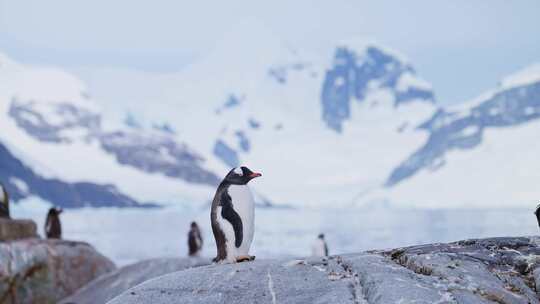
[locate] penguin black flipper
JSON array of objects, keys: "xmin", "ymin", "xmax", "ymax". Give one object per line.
[
  {"xmin": 220, "ymin": 191, "xmax": 243, "ymax": 248},
  {"xmin": 324, "ymin": 243, "xmax": 329, "ymax": 256},
  {"xmin": 535, "ymin": 204, "xmax": 540, "ymax": 228}
]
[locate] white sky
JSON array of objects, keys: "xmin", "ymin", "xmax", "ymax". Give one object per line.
[{"xmin": 0, "ymin": 0, "xmax": 539, "ymax": 104}]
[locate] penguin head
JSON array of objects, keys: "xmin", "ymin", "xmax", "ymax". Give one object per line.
[
  {"xmin": 48, "ymin": 207, "xmax": 63, "ymax": 216},
  {"xmin": 224, "ymin": 166, "xmax": 262, "ymax": 185},
  {"xmin": 318, "ymin": 233, "xmax": 325, "ymax": 239}
]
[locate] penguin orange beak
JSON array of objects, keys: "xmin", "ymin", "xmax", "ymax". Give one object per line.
[{"xmin": 249, "ymin": 172, "xmax": 262, "ymax": 178}]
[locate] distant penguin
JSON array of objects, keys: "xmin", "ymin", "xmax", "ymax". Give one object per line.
[
  {"xmin": 211, "ymin": 166, "xmax": 261, "ymax": 263},
  {"xmin": 0, "ymin": 183, "xmax": 9, "ymax": 219},
  {"xmin": 535, "ymin": 204, "xmax": 540, "ymax": 229},
  {"xmin": 312, "ymin": 233, "xmax": 329, "ymax": 257},
  {"xmin": 45, "ymin": 207, "xmax": 63, "ymax": 239},
  {"xmin": 188, "ymin": 221, "xmax": 203, "ymax": 257}
]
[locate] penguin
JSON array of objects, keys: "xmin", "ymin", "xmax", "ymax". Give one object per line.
[
  {"xmin": 0, "ymin": 183, "xmax": 9, "ymax": 219},
  {"xmin": 211, "ymin": 166, "xmax": 261, "ymax": 263},
  {"xmin": 312, "ymin": 233, "xmax": 329, "ymax": 257},
  {"xmin": 45, "ymin": 207, "xmax": 63, "ymax": 239},
  {"xmin": 535, "ymin": 204, "xmax": 540, "ymax": 229},
  {"xmin": 188, "ymin": 221, "xmax": 203, "ymax": 257}
]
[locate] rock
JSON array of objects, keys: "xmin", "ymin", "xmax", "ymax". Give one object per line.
[
  {"xmin": 0, "ymin": 238, "xmax": 115, "ymax": 304},
  {"xmin": 108, "ymin": 237, "xmax": 540, "ymax": 304},
  {"xmin": 60, "ymin": 257, "xmax": 211, "ymax": 304},
  {"xmin": 0, "ymin": 218, "xmax": 37, "ymax": 241}
]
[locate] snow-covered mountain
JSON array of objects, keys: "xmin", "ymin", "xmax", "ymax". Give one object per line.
[
  {"xmin": 1, "ymin": 31, "xmax": 539, "ymax": 209},
  {"xmin": 0, "ymin": 52, "xmax": 218, "ymax": 208},
  {"xmin": 372, "ymin": 64, "xmax": 540, "ymax": 208}
]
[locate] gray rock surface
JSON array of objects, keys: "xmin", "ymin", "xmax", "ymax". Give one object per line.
[
  {"xmin": 0, "ymin": 218, "xmax": 37, "ymax": 241},
  {"xmin": 108, "ymin": 237, "xmax": 540, "ymax": 304},
  {"xmin": 60, "ymin": 257, "xmax": 210, "ymax": 304},
  {"xmin": 0, "ymin": 238, "xmax": 115, "ymax": 304}
]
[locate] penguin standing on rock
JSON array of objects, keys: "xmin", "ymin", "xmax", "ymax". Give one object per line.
[
  {"xmin": 211, "ymin": 166, "xmax": 261, "ymax": 263},
  {"xmin": 312, "ymin": 233, "xmax": 329, "ymax": 257},
  {"xmin": 0, "ymin": 183, "xmax": 10, "ymax": 219},
  {"xmin": 45, "ymin": 207, "xmax": 63, "ymax": 239},
  {"xmin": 188, "ymin": 221, "xmax": 203, "ymax": 257}
]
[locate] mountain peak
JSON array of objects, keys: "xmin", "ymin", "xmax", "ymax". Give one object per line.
[
  {"xmin": 321, "ymin": 41, "xmax": 435, "ymax": 132},
  {"xmin": 335, "ymin": 38, "xmax": 410, "ymax": 65}
]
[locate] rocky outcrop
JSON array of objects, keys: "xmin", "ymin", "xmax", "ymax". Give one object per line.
[
  {"xmin": 108, "ymin": 237, "xmax": 540, "ymax": 304},
  {"xmin": 0, "ymin": 219, "xmax": 37, "ymax": 241},
  {"xmin": 0, "ymin": 238, "xmax": 115, "ymax": 304},
  {"xmin": 60, "ymin": 257, "xmax": 210, "ymax": 304}
]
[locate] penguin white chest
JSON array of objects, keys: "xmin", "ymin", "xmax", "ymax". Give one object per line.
[
  {"xmin": 228, "ymin": 185, "xmax": 255, "ymax": 254},
  {"xmin": 312, "ymin": 239, "xmax": 327, "ymax": 257},
  {"xmin": 0, "ymin": 186, "xmax": 5, "ymax": 203}
]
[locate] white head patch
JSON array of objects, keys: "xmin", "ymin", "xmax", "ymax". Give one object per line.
[{"xmin": 233, "ymin": 167, "xmax": 243, "ymax": 175}]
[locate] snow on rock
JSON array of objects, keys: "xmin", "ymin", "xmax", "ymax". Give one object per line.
[
  {"xmin": 9, "ymin": 98, "xmax": 101, "ymax": 143},
  {"xmin": 0, "ymin": 238, "xmax": 115, "ymax": 304},
  {"xmin": 500, "ymin": 63, "xmax": 540, "ymax": 90},
  {"xmin": 107, "ymin": 237, "xmax": 540, "ymax": 304},
  {"xmin": 396, "ymin": 72, "xmax": 433, "ymax": 92}
]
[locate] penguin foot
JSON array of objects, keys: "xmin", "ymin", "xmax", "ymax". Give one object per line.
[{"xmin": 236, "ymin": 255, "xmax": 256, "ymax": 263}]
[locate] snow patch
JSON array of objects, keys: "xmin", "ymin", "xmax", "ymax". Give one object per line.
[
  {"xmin": 9, "ymin": 177, "xmax": 29, "ymax": 195},
  {"xmin": 396, "ymin": 73, "xmax": 432, "ymax": 92},
  {"xmin": 500, "ymin": 63, "xmax": 540, "ymax": 90},
  {"xmin": 461, "ymin": 125, "xmax": 479, "ymax": 137}
]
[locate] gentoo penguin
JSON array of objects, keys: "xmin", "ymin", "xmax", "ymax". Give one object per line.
[
  {"xmin": 535, "ymin": 204, "xmax": 540, "ymax": 229},
  {"xmin": 312, "ymin": 233, "xmax": 329, "ymax": 257},
  {"xmin": 45, "ymin": 207, "xmax": 63, "ymax": 239},
  {"xmin": 0, "ymin": 183, "xmax": 9, "ymax": 219},
  {"xmin": 188, "ymin": 221, "xmax": 203, "ymax": 257},
  {"xmin": 211, "ymin": 166, "xmax": 261, "ymax": 263}
]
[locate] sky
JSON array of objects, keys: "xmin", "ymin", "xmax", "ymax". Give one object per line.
[{"xmin": 0, "ymin": 0, "xmax": 539, "ymax": 104}]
